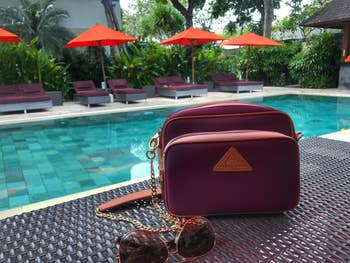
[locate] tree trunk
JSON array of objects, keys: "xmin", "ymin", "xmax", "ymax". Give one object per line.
[
  {"xmin": 263, "ymin": 0, "xmax": 273, "ymax": 38},
  {"xmin": 256, "ymin": 0, "xmax": 265, "ymax": 31},
  {"xmin": 170, "ymin": 0, "xmax": 195, "ymax": 77},
  {"xmin": 101, "ymin": 0, "xmax": 119, "ymax": 56},
  {"xmin": 170, "ymin": 0, "xmax": 194, "ymax": 28},
  {"xmin": 100, "ymin": 0, "xmax": 130, "ymax": 56}
]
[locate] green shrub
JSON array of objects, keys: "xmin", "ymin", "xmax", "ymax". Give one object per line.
[
  {"xmin": 0, "ymin": 40, "xmax": 70, "ymax": 97},
  {"xmin": 109, "ymin": 41, "xmax": 234, "ymax": 86},
  {"xmin": 109, "ymin": 42, "xmax": 185, "ymax": 87},
  {"xmin": 233, "ymin": 41, "xmax": 302, "ymax": 85},
  {"xmin": 62, "ymin": 47, "xmax": 105, "ymax": 89},
  {"xmin": 289, "ymin": 32, "xmax": 341, "ymax": 89},
  {"xmin": 195, "ymin": 44, "xmax": 234, "ymax": 83}
]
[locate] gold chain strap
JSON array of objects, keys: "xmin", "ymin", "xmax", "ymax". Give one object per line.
[
  {"xmin": 147, "ymin": 133, "xmax": 182, "ymax": 226},
  {"xmin": 95, "ymin": 207, "xmax": 178, "ymax": 233},
  {"xmin": 96, "ymin": 132, "xmax": 183, "ymax": 233}
]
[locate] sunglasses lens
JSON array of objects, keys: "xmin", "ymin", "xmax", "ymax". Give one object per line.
[
  {"xmin": 177, "ymin": 216, "xmax": 216, "ymax": 258},
  {"xmin": 118, "ymin": 230, "xmax": 168, "ymax": 263}
]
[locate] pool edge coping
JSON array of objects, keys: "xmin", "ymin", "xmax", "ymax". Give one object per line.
[{"xmin": 0, "ymin": 177, "xmax": 148, "ymax": 220}]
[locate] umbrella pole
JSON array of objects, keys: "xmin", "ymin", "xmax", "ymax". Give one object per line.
[
  {"xmin": 99, "ymin": 46, "xmax": 107, "ymax": 88},
  {"xmin": 246, "ymin": 46, "xmax": 251, "ymax": 81},
  {"xmin": 191, "ymin": 44, "xmax": 195, "ymax": 84}
]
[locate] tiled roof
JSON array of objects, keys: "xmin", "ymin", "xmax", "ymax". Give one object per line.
[{"xmin": 302, "ymin": 0, "xmax": 350, "ymax": 28}]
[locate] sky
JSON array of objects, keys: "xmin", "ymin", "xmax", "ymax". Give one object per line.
[{"xmin": 120, "ymin": 0, "xmax": 313, "ymax": 32}]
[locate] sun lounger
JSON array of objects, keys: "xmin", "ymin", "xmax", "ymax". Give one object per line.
[
  {"xmin": 153, "ymin": 76, "xmax": 208, "ymax": 99},
  {"xmin": 210, "ymin": 73, "xmax": 263, "ymax": 93},
  {"xmin": 72, "ymin": 80, "xmax": 110, "ymax": 107},
  {"xmin": 107, "ymin": 79, "xmax": 147, "ymax": 104},
  {"xmin": 0, "ymin": 83, "xmax": 52, "ymax": 114}
]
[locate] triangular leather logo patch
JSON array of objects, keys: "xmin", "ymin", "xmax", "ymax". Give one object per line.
[{"xmin": 213, "ymin": 147, "xmax": 253, "ymax": 172}]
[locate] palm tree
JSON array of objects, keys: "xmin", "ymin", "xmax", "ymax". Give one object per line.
[
  {"xmin": 140, "ymin": 3, "xmax": 184, "ymax": 40},
  {"xmin": 0, "ymin": 0, "xmax": 72, "ymax": 58}
]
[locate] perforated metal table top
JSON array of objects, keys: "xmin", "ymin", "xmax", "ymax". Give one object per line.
[{"xmin": 1, "ymin": 137, "xmax": 350, "ymax": 262}]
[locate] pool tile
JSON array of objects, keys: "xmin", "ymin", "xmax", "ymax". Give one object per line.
[
  {"xmin": 7, "ymin": 187, "xmax": 28, "ymax": 197},
  {"xmin": 4, "ymin": 160, "xmax": 21, "ymax": 167},
  {"xmin": 1, "ymin": 145, "xmax": 16, "ymax": 152},
  {"xmin": 8, "ymin": 195, "xmax": 30, "ymax": 208},
  {"xmin": 78, "ymin": 179, "xmax": 96, "ymax": 188},
  {"xmin": 41, "ymin": 172, "xmax": 58, "ymax": 179},
  {"xmin": 93, "ymin": 176, "xmax": 112, "ymax": 186},
  {"xmin": 5, "ymin": 171, "xmax": 24, "ymax": 183},
  {"xmin": 0, "ymin": 189, "xmax": 8, "ymax": 199},
  {"xmin": 46, "ymin": 190, "xmax": 67, "ymax": 199},
  {"xmin": 22, "ymin": 169, "xmax": 40, "ymax": 177},
  {"xmin": 43, "ymin": 178, "xmax": 64, "ymax": 191},
  {"xmin": 108, "ymin": 173, "xmax": 131, "ymax": 184},
  {"xmin": 59, "ymin": 136, "xmax": 72, "ymax": 142},
  {"xmin": 28, "ymin": 185, "xmax": 47, "ymax": 195},
  {"xmin": 63, "ymin": 184, "xmax": 81, "ymax": 194},
  {"xmin": 6, "ymin": 181, "xmax": 26, "ymax": 189},
  {"xmin": 3, "ymin": 153, "xmax": 19, "ymax": 160},
  {"xmin": 0, "ymin": 198, "xmax": 9, "ymax": 210},
  {"xmin": 38, "ymin": 165, "xmax": 54, "ymax": 174},
  {"xmin": 30, "ymin": 194, "xmax": 50, "ymax": 203},
  {"xmin": 28, "ymin": 143, "xmax": 42, "ymax": 150},
  {"xmin": 46, "ymin": 150, "xmax": 59, "ymax": 155}
]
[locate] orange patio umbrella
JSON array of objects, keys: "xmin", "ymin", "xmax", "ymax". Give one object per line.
[
  {"xmin": 65, "ymin": 23, "xmax": 137, "ymax": 87},
  {"xmin": 221, "ymin": 32, "xmax": 283, "ymax": 80},
  {"xmin": 0, "ymin": 28, "xmax": 21, "ymax": 42},
  {"xmin": 160, "ymin": 27, "xmax": 227, "ymax": 83}
]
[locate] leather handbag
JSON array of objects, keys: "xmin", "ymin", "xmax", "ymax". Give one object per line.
[{"xmin": 99, "ymin": 101, "xmax": 301, "ymax": 217}]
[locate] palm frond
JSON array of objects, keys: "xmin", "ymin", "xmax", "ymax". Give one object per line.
[{"xmin": 1, "ymin": 0, "xmax": 71, "ymax": 57}]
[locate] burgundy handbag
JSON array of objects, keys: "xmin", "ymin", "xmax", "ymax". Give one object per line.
[{"xmin": 99, "ymin": 102, "xmax": 301, "ymax": 216}]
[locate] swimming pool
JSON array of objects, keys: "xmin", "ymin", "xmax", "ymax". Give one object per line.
[{"xmin": 1, "ymin": 94, "xmax": 350, "ymax": 210}]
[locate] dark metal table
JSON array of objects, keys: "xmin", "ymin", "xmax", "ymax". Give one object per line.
[{"xmin": 1, "ymin": 137, "xmax": 350, "ymax": 262}]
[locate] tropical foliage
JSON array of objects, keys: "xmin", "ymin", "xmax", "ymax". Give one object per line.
[
  {"xmin": 0, "ymin": 0, "xmax": 72, "ymax": 58},
  {"xmin": 140, "ymin": 3, "xmax": 184, "ymax": 40},
  {"xmin": 167, "ymin": 0, "xmax": 206, "ymax": 28},
  {"xmin": 274, "ymin": 0, "xmax": 331, "ymax": 40},
  {"xmin": 122, "ymin": 0, "xmax": 153, "ymax": 37},
  {"xmin": 289, "ymin": 32, "xmax": 340, "ymax": 89},
  {"xmin": 233, "ymin": 41, "xmax": 302, "ymax": 86},
  {"xmin": 210, "ymin": 0, "xmax": 280, "ymax": 36},
  {"xmin": 109, "ymin": 42, "xmax": 233, "ymax": 87},
  {"xmin": 0, "ymin": 40, "xmax": 70, "ymax": 96},
  {"xmin": 62, "ymin": 48, "xmax": 106, "ymax": 89},
  {"xmin": 122, "ymin": 0, "xmax": 207, "ymax": 39},
  {"xmin": 0, "ymin": 0, "xmax": 343, "ymax": 93}
]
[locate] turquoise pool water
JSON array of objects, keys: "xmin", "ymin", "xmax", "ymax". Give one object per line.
[{"xmin": 1, "ymin": 94, "xmax": 350, "ymax": 210}]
